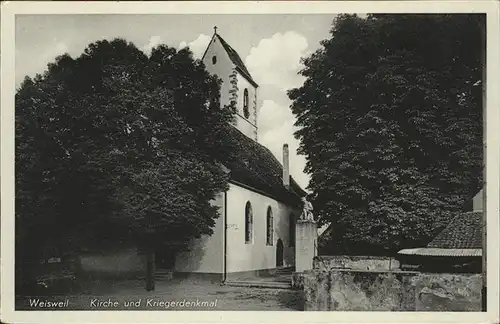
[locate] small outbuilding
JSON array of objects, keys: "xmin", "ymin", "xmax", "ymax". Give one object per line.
[{"xmin": 397, "ymin": 190, "xmax": 483, "ymax": 273}]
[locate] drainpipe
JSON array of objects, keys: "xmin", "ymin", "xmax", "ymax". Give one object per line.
[{"xmin": 222, "ymin": 191, "xmax": 228, "ymax": 284}]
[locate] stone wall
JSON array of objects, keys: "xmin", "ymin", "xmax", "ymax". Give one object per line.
[
  {"xmin": 313, "ymin": 255, "xmax": 400, "ymax": 271},
  {"xmin": 76, "ymin": 247, "xmax": 146, "ymax": 279},
  {"xmin": 413, "ymin": 273, "xmax": 482, "ymax": 311},
  {"xmin": 303, "ymin": 268, "xmax": 482, "ymax": 311}
]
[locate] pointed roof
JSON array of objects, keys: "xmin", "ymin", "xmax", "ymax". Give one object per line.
[{"xmin": 202, "ymin": 31, "xmax": 258, "ymax": 88}]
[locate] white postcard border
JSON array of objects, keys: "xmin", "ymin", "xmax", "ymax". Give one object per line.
[{"xmin": 2, "ymin": 1, "xmax": 499, "ymax": 323}]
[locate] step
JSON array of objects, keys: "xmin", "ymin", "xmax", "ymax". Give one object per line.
[
  {"xmin": 224, "ymin": 280, "xmax": 292, "ymax": 290},
  {"xmin": 276, "ymin": 271, "xmax": 293, "ymax": 276},
  {"xmin": 276, "ymin": 267, "xmax": 294, "ymax": 274},
  {"xmin": 155, "ymin": 270, "xmax": 173, "ymax": 280},
  {"xmin": 155, "ymin": 276, "xmax": 173, "ymax": 280}
]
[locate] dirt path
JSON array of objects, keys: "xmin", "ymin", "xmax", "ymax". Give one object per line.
[{"xmin": 16, "ymin": 278, "xmax": 304, "ymax": 311}]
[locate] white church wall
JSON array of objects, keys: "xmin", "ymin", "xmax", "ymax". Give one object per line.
[
  {"xmin": 234, "ymin": 73, "xmax": 258, "ymax": 140},
  {"xmin": 225, "ymin": 183, "xmax": 297, "ymax": 273},
  {"xmin": 174, "ymin": 193, "xmax": 224, "ymax": 274}
]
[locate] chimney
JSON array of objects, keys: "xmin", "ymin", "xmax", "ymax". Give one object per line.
[{"xmin": 283, "ymin": 144, "xmax": 290, "ymax": 188}]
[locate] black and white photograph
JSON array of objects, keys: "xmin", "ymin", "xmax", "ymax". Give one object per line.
[{"xmin": 1, "ymin": 1, "xmax": 499, "ymax": 323}]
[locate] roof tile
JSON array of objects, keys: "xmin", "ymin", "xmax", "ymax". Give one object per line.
[
  {"xmin": 427, "ymin": 211, "xmax": 483, "ymax": 249},
  {"xmin": 226, "ymin": 126, "xmax": 306, "ymax": 206}
]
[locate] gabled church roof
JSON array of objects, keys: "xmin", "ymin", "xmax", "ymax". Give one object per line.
[
  {"xmin": 226, "ymin": 126, "xmax": 306, "ymax": 206},
  {"xmin": 202, "ymin": 32, "xmax": 258, "ymax": 88}
]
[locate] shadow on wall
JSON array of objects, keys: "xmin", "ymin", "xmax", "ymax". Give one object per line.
[
  {"xmin": 174, "ymin": 236, "xmax": 209, "ymax": 273},
  {"xmin": 284, "ymin": 242, "xmax": 295, "ymax": 268}
]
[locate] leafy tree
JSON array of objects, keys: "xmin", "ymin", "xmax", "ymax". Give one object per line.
[
  {"xmin": 16, "ymin": 39, "xmax": 237, "ymax": 284},
  {"xmin": 289, "ymin": 14, "xmax": 483, "ymax": 254}
]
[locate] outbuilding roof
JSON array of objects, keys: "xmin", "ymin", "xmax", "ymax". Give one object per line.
[
  {"xmin": 397, "ymin": 248, "xmax": 481, "ymax": 257},
  {"xmin": 398, "ymin": 211, "xmax": 483, "ymax": 258},
  {"xmin": 427, "ymin": 211, "xmax": 482, "ymax": 249}
]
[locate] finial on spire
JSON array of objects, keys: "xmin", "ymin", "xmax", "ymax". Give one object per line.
[{"xmin": 213, "ymin": 26, "xmax": 218, "ymax": 34}]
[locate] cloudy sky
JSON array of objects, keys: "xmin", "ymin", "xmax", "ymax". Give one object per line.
[{"xmin": 16, "ymin": 14, "xmax": 337, "ymax": 190}]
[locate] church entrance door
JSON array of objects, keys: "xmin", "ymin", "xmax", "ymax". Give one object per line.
[{"xmin": 276, "ymin": 239, "xmax": 284, "ymax": 267}]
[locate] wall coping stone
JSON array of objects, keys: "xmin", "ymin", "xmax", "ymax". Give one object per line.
[
  {"xmin": 314, "ymin": 268, "xmax": 421, "ymax": 276},
  {"xmin": 315, "ymin": 255, "xmax": 395, "ymax": 261}
]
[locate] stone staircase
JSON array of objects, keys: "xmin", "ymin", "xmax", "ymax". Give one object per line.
[
  {"xmin": 276, "ymin": 266, "xmax": 294, "ymax": 276},
  {"xmin": 224, "ymin": 267, "xmax": 294, "ymax": 290},
  {"xmin": 155, "ymin": 269, "xmax": 173, "ymax": 281}
]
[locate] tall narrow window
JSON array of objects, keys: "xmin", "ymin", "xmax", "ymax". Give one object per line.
[
  {"xmin": 243, "ymin": 88, "xmax": 249, "ymax": 119},
  {"xmin": 245, "ymin": 201, "xmax": 253, "ymax": 243},
  {"xmin": 289, "ymin": 213, "xmax": 295, "ymax": 247},
  {"xmin": 266, "ymin": 206, "xmax": 273, "ymax": 246}
]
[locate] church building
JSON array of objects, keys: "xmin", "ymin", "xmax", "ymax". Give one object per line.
[{"xmin": 174, "ymin": 29, "xmax": 307, "ymax": 280}]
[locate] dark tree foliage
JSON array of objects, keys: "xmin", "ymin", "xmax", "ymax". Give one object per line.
[
  {"xmin": 288, "ymin": 14, "xmax": 484, "ymax": 254},
  {"xmin": 16, "ymin": 39, "xmax": 237, "ymax": 273}
]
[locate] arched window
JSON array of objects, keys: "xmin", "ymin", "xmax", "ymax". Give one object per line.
[
  {"xmin": 245, "ymin": 201, "xmax": 253, "ymax": 243},
  {"xmin": 266, "ymin": 206, "xmax": 273, "ymax": 246},
  {"xmin": 289, "ymin": 213, "xmax": 295, "ymax": 247},
  {"xmin": 243, "ymin": 88, "xmax": 249, "ymax": 119},
  {"xmin": 212, "ymin": 55, "xmax": 217, "ymax": 64}
]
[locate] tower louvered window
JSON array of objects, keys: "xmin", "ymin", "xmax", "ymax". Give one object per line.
[{"xmin": 243, "ymin": 88, "xmax": 249, "ymax": 119}]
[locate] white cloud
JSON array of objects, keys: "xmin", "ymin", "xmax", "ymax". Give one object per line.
[
  {"xmin": 258, "ymin": 100, "xmax": 309, "ymax": 191},
  {"xmin": 142, "ymin": 35, "xmax": 162, "ymax": 55},
  {"xmin": 258, "ymin": 99, "xmax": 294, "ymax": 135},
  {"xmin": 245, "ymin": 31, "xmax": 309, "ymax": 91},
  {"xmin": 178, "ymin": 34, "xmax": 211, "ymax": 59},
  {"xmin": 247, "ymin": 31, "xmax": 311, "ymax": 190}
]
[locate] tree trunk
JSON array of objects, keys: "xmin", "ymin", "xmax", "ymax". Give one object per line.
[{"xmin": 145, "ymin": 246, "xmax": 155, "ymax": 291}]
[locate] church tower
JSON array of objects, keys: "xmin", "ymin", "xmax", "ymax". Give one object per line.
[{"xmin": 201, "ymin": 27, "xmax": 259, "ymax": 141}]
